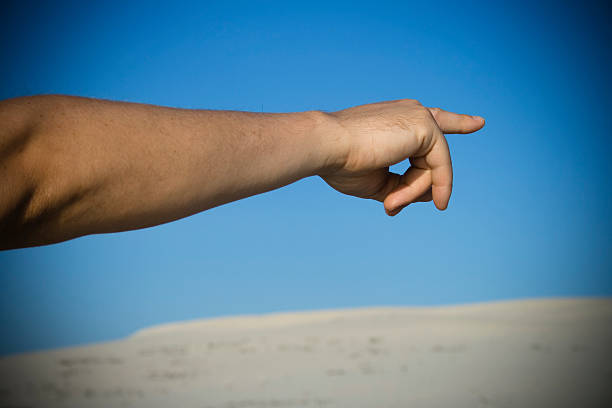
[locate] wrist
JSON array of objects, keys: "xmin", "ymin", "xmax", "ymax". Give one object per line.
[{"xmin": 306, "ymin": 110, "xmax": 348, "ymax": 176}]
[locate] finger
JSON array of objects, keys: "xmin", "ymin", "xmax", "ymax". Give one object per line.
[
  {"xmin": 428, "ymin": 107, "xmax": 485, "ymax": 134},
  {"xmin": 425, "ymin": 132, "xmax": 453, "ymax": 210},
  {"xmin": 366, "ymin": 170, "xmax": 402, "ymax": 202},
  {"xmin": 383, "ymin": 167, "xmax": 432, "ymax": 215},
  {"xmin": 414, "ymin": 188, "xmax": 433, "ymax": 203}
]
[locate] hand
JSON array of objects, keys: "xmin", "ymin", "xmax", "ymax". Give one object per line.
[{"xmin": 319, "ymin": 99, "xmax": 485, "ymax": 215}]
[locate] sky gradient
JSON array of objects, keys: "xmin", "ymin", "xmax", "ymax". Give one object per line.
[{"xmin": 1, "ymin": 0, "xmax": 611, "ymax": 355}]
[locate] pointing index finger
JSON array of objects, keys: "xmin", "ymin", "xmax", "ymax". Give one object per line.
[{"xmin": 428, "ymin": 107, "xmax": 485, "ymax": 134}]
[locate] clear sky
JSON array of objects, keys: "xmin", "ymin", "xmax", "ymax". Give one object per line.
[{"xmin": 1, "ymin": 1, "xmax": 611, "ymax": 355}]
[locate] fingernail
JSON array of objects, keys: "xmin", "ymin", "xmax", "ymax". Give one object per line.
[{"xmin": 472, "ymin": 115, "xmax": 484, "ymax": 121}]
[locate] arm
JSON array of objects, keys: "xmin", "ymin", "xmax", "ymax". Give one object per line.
[{"xmin": 0, "ymin": 95, "xmax": 484, "ymax": 249}]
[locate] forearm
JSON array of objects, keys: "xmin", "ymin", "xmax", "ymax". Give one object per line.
[{"xmin": 0, "ymin": 95, "xmax": 337, "ymax": 249}]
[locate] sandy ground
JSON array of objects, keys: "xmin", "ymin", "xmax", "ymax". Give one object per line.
[{"xmin": 0, "ymin": 298, "xmax": 611, "ymax": 408}]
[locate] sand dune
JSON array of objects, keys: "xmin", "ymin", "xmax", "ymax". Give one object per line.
[{"xmin": 1, "ymin": 298, "xmax": 611, "ymax": 407}]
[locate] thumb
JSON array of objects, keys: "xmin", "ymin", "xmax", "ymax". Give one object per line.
[
  {"xmin": 383, "ymin": 167, "xmax": 432, "ymax": 214},
  {"xmin": 428, "ymin": 107, "xmax": 485, "ymax": 134}
]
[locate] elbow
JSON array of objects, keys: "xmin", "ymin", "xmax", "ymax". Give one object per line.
[
  {"xmin": 0, "ymin": 96, "xmax": 59, "ymax": 249},
  {"xmin": 0, "ymin": 139, "xmax": 48, "ymax": 250},
  {"xmin": 0, "ymin": 154, "xmax": 67, "ymax": 250},
  {"xmin": 0, "ymin": 188, "xmax": 37, "ymax": 251}
]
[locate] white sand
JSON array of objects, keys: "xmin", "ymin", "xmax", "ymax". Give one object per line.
[{"xmin": 1, "ymin": 298, "xmax": 611, "ymax": 407}]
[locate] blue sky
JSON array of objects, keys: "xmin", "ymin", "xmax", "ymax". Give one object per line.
[{"xmin": 1, "ymin": 1, "xmax": 610, "ymax": 355}]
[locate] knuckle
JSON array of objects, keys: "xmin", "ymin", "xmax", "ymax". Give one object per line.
[
  {"xmin": 414, "ymin": 123, "xmax": 431, "ymax": 141},
  {"xmin": 402, "ymin": 98, "xmax": 421, "ymax": 106},
  {"xmin": 429, "ymin": 107, "xmax": 441, "ymax": 116}
]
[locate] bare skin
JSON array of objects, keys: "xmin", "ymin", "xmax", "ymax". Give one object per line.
[{"xmin": 0, "ymin": 95, "xmax": 484, "ymax": 250}]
